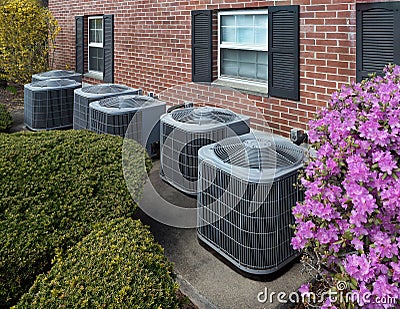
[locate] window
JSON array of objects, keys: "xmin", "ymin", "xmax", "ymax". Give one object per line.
[
  {"xmin": 191, "ymin": 6, "xmax": 299, "ymax": 101},
  {"xmin": 356, "ymin": 2, "xmax": 400, "ymax": 82},
  {"xmin": 75, "ymin": 15, "xmax": 114, "ymax": 83},
  {"xmin": 88, "ymin": 16, "xmax": 104, "ymax": 74},
  {"xmin": 218, "ymin": 11, "xmax": 268, "ymax": 85}
]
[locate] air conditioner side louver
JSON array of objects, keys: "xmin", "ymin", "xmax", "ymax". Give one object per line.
[
  {"xmin": 89, "ymin": 95, "xmax": 166, "ymax": 158},
  {"xmin": 24, "ymin": 78, "xmax": 81, "ymax": 130}
]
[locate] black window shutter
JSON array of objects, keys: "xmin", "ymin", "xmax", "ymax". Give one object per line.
[
  {"xmin": 268, "ymin": 5, "xmax": 299, "ymax": 101},
  {"xmin": 75, "ymin": 16, "xmax": 84, "ymax": 74},
  {"xmin": 191, "ymin": 10, "xmax": 213, "ymax": 83},
  {"xmin": 103, "ymin": 14, "xmax": 114, "ymax": 83},
  {"xmin": 356, "ymin": 2, "xmax": 400, "ymax": 82}
]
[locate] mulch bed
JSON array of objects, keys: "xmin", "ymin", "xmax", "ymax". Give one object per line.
[
  {"xmin": 176, "ymin": 290, "xmax": 199, "ymax": 309},
  {"xmin": 0, "ymin": 83, "xmax": 24, "ymax": 111}
]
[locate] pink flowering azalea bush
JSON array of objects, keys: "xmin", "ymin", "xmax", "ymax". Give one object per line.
[{"xmin": 292, "ymin": 65, "xmax": 400, "ymax": 309}]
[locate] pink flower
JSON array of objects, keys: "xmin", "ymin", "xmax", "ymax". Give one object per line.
[
  {"xmin": 298, "ymin": 283, "xmax": 310, "ymax": 295},
  {"xmin": 351, "ymin": 237, "xmax": 364, "ymax": 251},
  {"xmin": 373, "ymin": 151, "xmax": 398, "ymax": 175},
  {"xmin": 344, "ymin": 254, "xmax": 375, "ymax": 282},
  {"xmin": 292, "ymin": 65, "xmax": 400, "ymax": 308},
  {"xmin": 390, "ymin": 262, "xmax": 400, "ymax": 281},
  {"xmin": 372, "ymin": 275, "xmax": 400, "ymax": 301}
]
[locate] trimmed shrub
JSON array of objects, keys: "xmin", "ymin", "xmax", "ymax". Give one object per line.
[
  {"xmin": 292, "ymin": 65, "xmax": 400, "ymax": 308},
  {"xmin": 0, "ymin": 104, "xmax": 12, "ymax": 131},
  {"xmin": 15, "ymin": 218, "xmax": 180, "ymax": 308},
  {"xmin": 0, "ymin": 130, "xmax": 150, "ymax": 307}
]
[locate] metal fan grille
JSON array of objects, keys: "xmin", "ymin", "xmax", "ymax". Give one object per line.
[
  {"xmin": 99, "ymin": 95, "xmax": 158, "ymax": 109},
  {"xmin": 214, "ymin": 137, "xmax": 304, "ymax": 170},
  {"xmin": 171, "ymin": 107, "xmax": 238, "ymax": 124},
  {"xmin": 81, "ymin": 84, "xmax": 131, "ymax": 94},
  {"xmin": 33, "ymin": 79, "xmax": 77, "ymax": 88},
  {"xmin": 73, "ymin": 86, "xmax": 140, "ymax": 130},
  {"xmin": 38, "ymin": 70, "xmax": 75, "ymax": 78}
]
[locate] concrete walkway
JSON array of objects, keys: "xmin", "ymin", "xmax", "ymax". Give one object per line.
[
  {"xmin": 133, "ymin": 160, "xmax": 309, "ymax": 309},
  {"xmin": 9, "ymin": 109, "xmax": 26, "ymax": 133}
]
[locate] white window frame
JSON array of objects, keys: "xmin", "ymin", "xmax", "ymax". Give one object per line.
[
  {"xmin": 217, "ymin": 9, "xmax": 268, "ymax": 89},
  {"xmin": 88, "ymin": 16, "xmax": 103, "ymax": 74}
]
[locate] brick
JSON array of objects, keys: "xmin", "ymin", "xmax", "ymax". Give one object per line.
[
  {"xmin": 327, "ymin": 60, "xmax": 349, "ymax": 69},
  {"xmin": 304, "ymin": 18, "xmax": 326, "ymax": 25},
  {"xmin": 300, "ymin": 91, "xmax": 317, "ymax": 100},
  {"xmin": 306, "ymin": 85, "xmax": 327, "ymax": 94},
  {"xmin": 327, "ymin": 46, "xmax": 350, "ymax": 54},
  {"xmin": 306, "ymin": 59, "xmax": 327, "ymax": 66},
  {"xmin": 288, "ymin": 108, "xmax": 306, "ymax": 117},
  {"xmin": 315, "ymin": 25, "xmax": 337, "ymax": 32},
  {"xmin": 304, "ymin": 32, "xmax": 325, "ymax": 39},
  {"xmin": 317, "ymin": 80, "xmax": 337, "ymax": 89},
  {"xmin": 311, "ymin": 0, "xmax": 332, "ymax": 4},
  {"xmin": 314, "ymin": 11, "xmax": 336, "ymax": 18},
  {"xmin": 306, "ymin": 99, "xmax": 327, "ymax": 107},
  {"xmin": 316, "ymin": 52, "xmax": 337, "ymax": 60},
  {"xmin": 326, "ymin": 32, "xmax": 349, "ymax": 40},
  {"xmin": 317, "ymin": 93, "xmax": 333, "ymax": 102},
  {"xmin": 305, "ymin": 4, "xmax": 326, "ymax": 11},
  {"xmin": 306, "ymin": 72, "xmax": 326, "ymax": 79},
  {"xmin": 305, "ymin": 44, "xmax": 326, "ymax": 52},
  {"xmin": 49, "ymin": 0, "xmax": 359, "ymax": 138},
  {"xmin": 338, "ymin": 68, "xmax": 356, "ymax": 76},
  {"xmin": 297, "ymin": 103, "xmax": 317, "ymax": 112},
  {"xmin": 274, "ymin": 105, "xmax": 289, "ymax": 113}
]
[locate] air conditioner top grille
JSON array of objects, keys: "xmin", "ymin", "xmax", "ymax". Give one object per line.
[
  {"xmin": 31, "ymin": 79, "xmax": 80, "ymax": 88},
  {"xmin": 80, "ymin": 84, "xmax": 132, "ymax": 94},
  {"xmin": 171, "ymin": 107, "xmax": 238, "ymax": 125},
  {"xmin": 98, "ymin": 95, "xmax": 160, "ymax": 109},
  {"xmin": 35, "ymin": 70, "xmax": 77, "ymax": 78},
  {"xmin": 213, "ymin": 136, "xmax": 304, "ymax": 170}
]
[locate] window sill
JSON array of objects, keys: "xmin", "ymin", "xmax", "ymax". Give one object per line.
[
  {"xmin": 212, "ymin": 78, "xmax": 268, "ymax": 97},
  {"xmin": 84, "ymin": 71, "xmax": 103, "ymax": 81}
]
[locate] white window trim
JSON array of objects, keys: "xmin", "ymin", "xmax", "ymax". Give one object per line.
[
  {"xmin": 88, "ymin": 16, "xmax": 103, "ymax": 75},
  {"xmin": 217, "ymin": 9, "xmax": 268, "ymax": 91}
]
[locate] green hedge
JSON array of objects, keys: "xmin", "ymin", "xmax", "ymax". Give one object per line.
[
  {"xmin": 0, "ymin": 104, "xmax": 12, "ymax": 131},
  {"xmin": 15, "ymin": 218, "xmax": 180, "ymax": 308},
  {"xmin": 0, "ymin": 130, "xmax": 151, "ymax": 307}
]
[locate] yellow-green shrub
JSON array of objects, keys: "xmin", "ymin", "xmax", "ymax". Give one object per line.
[
  {"xmin": 0, "ymin": 104, "xmax": 12, "ymax": 131},
  {"xmin": 0, "ymin": 0, "xmax": 59, "ymax": 84},
  {"xmin": 15, "ymin": 218, "xmax": 180, "ymax": 309},
  {"xmin": 0, "ymin": 130, "xmax": 150, "ymax": 307}
]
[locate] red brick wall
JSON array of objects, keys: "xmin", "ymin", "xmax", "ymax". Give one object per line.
[{"xmin": 48, "ymin": 0, "xmax": 392, "ymax": 137}]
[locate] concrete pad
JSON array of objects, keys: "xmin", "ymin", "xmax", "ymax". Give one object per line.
[
  {"xmin": 9, "ymin": 110, "xmax": 26, "ymax": 133},
  {"xmin": 133, "ymin": 160, "xmax": 309, "ymax": 309}
]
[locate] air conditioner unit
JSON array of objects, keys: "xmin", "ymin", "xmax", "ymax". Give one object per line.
[
  {"xmin": 160, "ymin": 106, "xmax": 250, "ymax": 195},
  {"xmin": 32, "ymin": 70, "xmax": 82, "ymax": 83},
  {"xmin": 24, "ymin": 79, "xmax": 81, "ymax": 130},
  {"xmin": 89, "ymin": 95, "xmax": 166, "ymax": 158},
  {"xmin": 73, "ymin": 84, "xmax": 140, "ymax": 130},
  {"xmin": 197, "ymin": 133, "xmax": 304, "ymax": 275}
]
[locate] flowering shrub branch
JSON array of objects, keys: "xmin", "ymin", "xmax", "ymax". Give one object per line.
[
  {"xmin": 292, "ymin": 65, "xmax": 400, "ymax": 308},
  {"xmin": 0, "ymin": 0, "xmax": 60, "ymax": 84}
]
